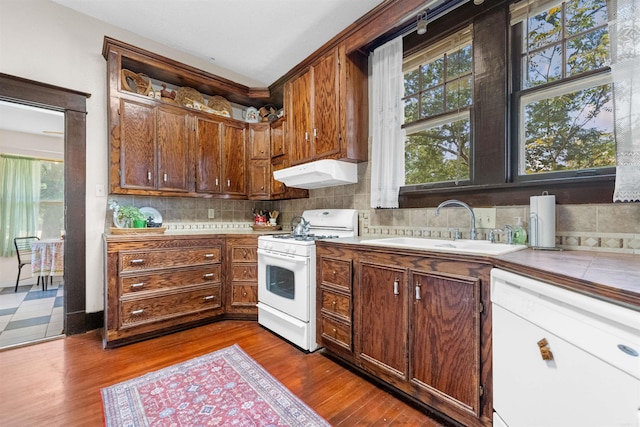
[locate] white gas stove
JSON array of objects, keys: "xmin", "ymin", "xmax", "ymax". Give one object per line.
[{"xmin": 257, "ymin": 209, "xmax": 358, "ymax": 351}]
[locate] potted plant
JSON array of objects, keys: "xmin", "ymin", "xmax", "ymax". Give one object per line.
[{"xmin": 115, "ymin": 205, "xmax": 146, "ymax": 228}]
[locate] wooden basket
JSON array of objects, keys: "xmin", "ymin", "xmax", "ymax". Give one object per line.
[
  {"xmin": 121, "ymin": 69, "xmax": 153, "ymax": 95},
  {"xmin": 175, "ymin": 87, "xmax": 205, "ymax": 107},
  {"xmin": 208, "ymin": 95, "xmax": 233, "ymax": 116}
]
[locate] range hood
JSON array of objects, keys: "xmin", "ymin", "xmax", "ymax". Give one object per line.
[{"xmin": 273, "ymin": 159, "xmax": 358, "ymax": 189}]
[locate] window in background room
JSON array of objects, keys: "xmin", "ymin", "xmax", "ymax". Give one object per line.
[
  {"xmin": 511, "ymin": 0, "xmax": 614, "ymax": 178},
  {"xmin": 402, "ymin": 25, "xmax": 473, "ymax": 187},
  {"xmin": 39, "ymin": 160, "xmax": 64, "ymax": 239}
]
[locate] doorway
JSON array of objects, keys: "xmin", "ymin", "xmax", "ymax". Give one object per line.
[{"xmin": 0, "ymin": 73, "xmax": 89, "ymax": 342}]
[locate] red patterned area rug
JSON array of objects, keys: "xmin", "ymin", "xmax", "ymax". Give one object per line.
[{"xmin": 101, "ymin": 344, "xmax": 330, "ymax": 427}]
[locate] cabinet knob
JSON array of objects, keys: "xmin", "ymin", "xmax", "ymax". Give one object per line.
[
  {"xmin": 332, "ymin": 270, "xmax": 337, "ymax": 276},
  {"xmin": 242, "ymin": 291, "xmax": 247, "ymax": 297},
  {"xmin": 147, "ymin": 171, "xmax": 152, "ymax": 181},
  {"xmin": 332, "ymin": 328, "xmax": 337, "ymax": 335},
  {"xmin": 332, "ymin": 300, "xmax": 337, "ymax": 307},
  {"xmin": 415, "ymin": 282, "xmax": 422, "ymax": 301},
  {"xmin": 393, "ymin": 278, "xmax": 399, "ymax": 296},
  {"xmin": 163, "ymin": 173, "xmax": 168, "ymax": 182}
]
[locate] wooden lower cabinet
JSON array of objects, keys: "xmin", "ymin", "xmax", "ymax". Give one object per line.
[
  {"xmin": 225, "ymin": 236, "xmax": 258, "ymax": 316},
  {"xmin": 104, "ymin": 234, "xmax": 258, "ymax": 348},
  {"xmin": 316, "ymin": 242, "xmax": 493, "ymax": 427}
]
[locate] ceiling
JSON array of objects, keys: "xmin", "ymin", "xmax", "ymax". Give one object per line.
[
  {"xmin": 0, "ymin": 101, "xmax": 64, "ymax": 137},
  {"xmin": 51, "ymin": 0, "xmax": 387, "ymax": 87}
]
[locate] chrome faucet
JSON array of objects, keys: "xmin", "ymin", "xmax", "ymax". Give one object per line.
[{"xmin": 435, "ymin": 199, "xmax": 477, "ymax": 240}]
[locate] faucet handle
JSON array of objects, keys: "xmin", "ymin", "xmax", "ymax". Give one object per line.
[
  {"xmin": 448, "ymin": 228, "xmax": 461, "ymax": 240},
  {"xmin": 489, "ymin": 228, "xmax": 502, "ymax": 243}
]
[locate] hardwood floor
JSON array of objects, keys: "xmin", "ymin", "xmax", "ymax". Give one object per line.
[{"xmin": 0, "ymin": 321, "xmax": 452, "ymax": 426}]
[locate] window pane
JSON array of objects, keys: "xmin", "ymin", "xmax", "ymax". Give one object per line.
[
  {"xmin": 404, "ymin": 69, "xmax": 420, "ymax": 96},
  {"xmin": 522, "ymin": 83, "xmax": 614, "ymax": 174},
  {"xmin": 525, "ymin": 44, "xmax": 563, "ymax": 88},
  {"xmin": 447, "ymin": 45, "xmax": 472, "ymax": 80},
  {"xmin": 422, "ymin": 58, "xmax": 444, "ymax": 89},
  {"xmin": 566, "ymin": 0, "xmax": 607, "ymax": 37},
  {"xmin": 40, "ymin": 161, "xmax": 64, "ymax": 201},
  {"xmin": 446, "ymin": 76, "xmax": 473, "ymax": 111},
  {"xmin": 404, "ymin": 96, "xmax": 419, "ymax": 123},
  {"xmin": 421, "ymin": 87, "xmax": 445, "ymax": 117},
  {"xmin": 526, "ymin": 6, "xmax": 562, "ymax": 51},
  {"xmin": 405, "ymin": 119, "xmax": 470, "ymax": 185},
  {"xmin": 566, "ymin": 28, "xmax": 609, "ymax": 76}
]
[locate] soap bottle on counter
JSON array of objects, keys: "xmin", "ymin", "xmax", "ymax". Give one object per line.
[{"xmin": 513, "ymin": 217, "xmax": 527, "ymax": 245}]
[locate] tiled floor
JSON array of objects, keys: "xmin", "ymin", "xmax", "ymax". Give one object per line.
[{"xmin": 0, "ymin": 277, "xmax": 64, "ymax": 349}]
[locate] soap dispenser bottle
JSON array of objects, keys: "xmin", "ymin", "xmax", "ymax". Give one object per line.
[{"xmin": 513, "ymin": 217, "xmax": 527, "ymax": 245}]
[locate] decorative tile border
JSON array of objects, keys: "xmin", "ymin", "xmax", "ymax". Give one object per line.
[
  {"xmin": 164, "ymin": 222, "xmax": 254, "ymax": 232},
  {"xmin": 358, "ymin": 212, "xmax": 639, "ymax": 255}
]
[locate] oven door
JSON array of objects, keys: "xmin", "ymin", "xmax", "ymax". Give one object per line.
[{"xmin": 257, "ymin": 248, "xmax": 310, "ymax": 322}]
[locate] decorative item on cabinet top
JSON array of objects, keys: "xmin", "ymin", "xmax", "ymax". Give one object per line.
[
  {"xmin": 121, "ymin": 69, "xmax": 153, "ymax": 96},
  {"xmin": 243, "ymin": 107, "xmax": 259, "ymax": 123}
]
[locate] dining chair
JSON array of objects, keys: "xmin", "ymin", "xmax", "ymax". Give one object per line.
[{"xmin": 13, "ymin": 236, "xmax": 42, "ymax": 292}]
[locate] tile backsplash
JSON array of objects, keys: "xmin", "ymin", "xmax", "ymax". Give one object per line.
[{"xmin": 107, "ymin": 162, "xmax": 640, "ymax": 254}]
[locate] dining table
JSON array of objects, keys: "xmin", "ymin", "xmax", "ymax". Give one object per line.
[{"xmin": 30, "ymin": 238, "xmax": 64, "ymax": 290}]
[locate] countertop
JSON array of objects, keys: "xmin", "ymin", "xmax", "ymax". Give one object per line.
[{"xmin": 318, "ymin": 236, "xmax": 640, "ymax": 311}]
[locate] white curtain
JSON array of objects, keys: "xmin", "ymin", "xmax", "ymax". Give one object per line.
[
  {"xmin": 611, "ymin": 0, "xmax": 640, "ymax": 202},
  {"xmin": 370, "ymin": 36, "xmax": 405, "ymax": 209}
]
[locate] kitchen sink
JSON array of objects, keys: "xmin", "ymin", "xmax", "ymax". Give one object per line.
[{"xmin": 359, "ymin": 237, "xmax": 528, "ymax": 256}]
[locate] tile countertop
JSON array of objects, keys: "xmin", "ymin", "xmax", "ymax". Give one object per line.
[{"xmin": 322, "ymin": 237, "xmax": 640, "ymax": 311}]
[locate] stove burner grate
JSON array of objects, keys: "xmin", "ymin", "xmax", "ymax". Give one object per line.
[{"xmin": 273, "ymin": 234, "xmax": 339, "ymax": 241}]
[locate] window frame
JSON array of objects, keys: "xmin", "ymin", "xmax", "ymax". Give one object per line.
[{"xmin": 397, "ymin": 0, "xmax": 615, "ymax": 208}]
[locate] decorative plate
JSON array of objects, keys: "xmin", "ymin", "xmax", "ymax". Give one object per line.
[{"xmin": 140, "ymin": 207, "xmax": 163, "ymax": 226}]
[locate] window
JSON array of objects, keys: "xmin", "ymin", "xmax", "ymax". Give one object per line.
[
  {"xmin": 402, "ymin": 26, "xmax": 473, "ymax": 186},
  {"xmin": 39, "ymin": 160, "xmax": 64, "ymax": 239},
  {"xmin": 511, "ymin": 0, "xmax": 614, "ymax": 178}
]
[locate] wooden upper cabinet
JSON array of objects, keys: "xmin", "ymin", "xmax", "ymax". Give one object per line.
[
  {"xmin": 247, "ymin": 123, "xmax": 270, "ymax": 200},
  {"xmin": 156, "ymin": 105, "xmax": 190, "ymax": 192},
  {"xmin": 195, "ymin": 116, "xmax": 223, "ymax": 194},
  {"xmin": 312, "ymin": 49, "xmax": 341, "ymax": 159},
  {"xmin": 117, "ymin": 97, "xmax": 190, "ymax": 193},
  {"xmin": 286, "ymin": 43, "xmax": 368, "ymax": 166},
  {"xmin": 118, "ymin": 98, "xmax": 156, "ymax": 191},
  {"xmin": 222, "ymin": 121, "xmax": 246, "ymax": 196},
  {"xmin": 270, "ymin": 117, "xmax": 285, "ymax": 158},
  {"xmin": 248, "ymin": 123, "xmax": 270, "ymax": 160}
]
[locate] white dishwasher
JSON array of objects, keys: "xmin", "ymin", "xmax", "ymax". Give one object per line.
[{"xmin": 491, "ymin": 268, "xmax": 640, "ymax": 427}]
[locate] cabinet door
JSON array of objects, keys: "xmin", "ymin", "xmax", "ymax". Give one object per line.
[
  {"xmin": 312, "ymin": 49, "xmax": 340, "ymax": 158},
  {"xmin": 195, "ymin": 117, "xmax": 222, "ymax": 194},
  {"xmin": 289, "ymin": 70, "xmax": 312, "ymax": 165},
  {"xmin": 156, "ymin": 105, "xmax": 190, "ymax": 192},
  {"xmin": 357, "ymin": 261, "xmax": 408, "ymax": 381},
  {"xmin": 222, "ymin": 122, "xmax": 246, "ymax": 195},
  {"xmin": 248, "ymin": 159, "xmax": 269, "ymax": 199},
  {"xmin": 270, "ymin": 117, "xmax": 285, "ymax": 158},
  {"xmin": 119, "ymin": 98, "xmax": 156, "ymax": 190},
  {"xmin": 248, "ymin": 123, "xmax": 270, "ymax": 159},
  {"xmin": 270, "ymin": 157, "xmax": 287, "ymax": 197},
  {"xmin": 410, "ymin": 270, "xmax": 483, "ymax": 419}
]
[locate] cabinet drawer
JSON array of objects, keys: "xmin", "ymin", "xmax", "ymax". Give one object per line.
[
  {"xmin": 320, "ymin": 258, "xmax": 352, "ymax": 290},
  {"xmin": 321, "ymin": 316, "xmax": 352, "ymax": 350},
  {"xmin": 120, "ymin": 247, "xmax": 221, "ymax": 272},
  {"xmin": 120, "ymin": 265, "xmax": 221, "ymax": 295},
  {"xmin": 231, "ymin": 264, "xmax": 257, "ymax": 281},
  {"xmin": 231, "ymin": 246, "xmax": 257, "ymax": 262},
  {"xmin": 120, "ymin": 285, "xmax": 221, "ymax": 328},
  {"xmin": 231, "ymin": 284, "xmax": 257, "ymax": 306},
  {"xmin": 320, "ymin": 288, "xmax": 350, "ymax": 321}
]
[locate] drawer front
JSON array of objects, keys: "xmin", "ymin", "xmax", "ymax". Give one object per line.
[
  {"xmin": 120, "ymin": 285, "xmax": 222, "ymax": 328},
  {"xmin": 231, "ymin": 264, "xmax": 257, "ymax": 281},
  {"xmin": 120, "ymin": 247, "xmax": 221, "ymax": 272},
  {"xmin": 321, "ymin": 316, "xmax": 352, "ymax": 350},
  {"xmin": 120, "ymin": 265, "xmax": 221, "ymax": 295},
  {"xmin": 321, "ymin": 258, "xmax": 352, "ymax": 290},
  {"xmin": 320, "ymin": 288, "xmax": 351, "ymax": 321},
  {"xmin": 231, "ymin": 284, "xmax": 258, "ymax": 306},
  {"xmin": 231, "ymin": 246, "xmax": 257, "ymax": 263}
]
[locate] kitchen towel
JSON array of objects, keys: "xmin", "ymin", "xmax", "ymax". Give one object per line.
[{"xmin": 530, "ymin": 192, "xmax": 556, "ymax": 248}]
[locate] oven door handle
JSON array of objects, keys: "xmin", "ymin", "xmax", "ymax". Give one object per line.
[{"xmin": 258, "ymin": 248, "xmax": 308, "ymax": 264}]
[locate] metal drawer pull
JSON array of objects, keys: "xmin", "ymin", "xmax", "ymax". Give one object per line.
[
  {"xmin": 163, "ymin": 173, "xmax": 168, "ymax": 182},
  {"xmin": 204, "ymin": 253, "xmax": 215, "ymax": 258},
  {"xmin": 131, "ymin": 309, "xmax": 144, "ymax": 315},
  {"xmin": 203, "ymin": 273, "xmax": 215, "ymax": 279},
  {"xmin": 393, "ymin": 278, "xmax": 399, "ymax": 296},
  {"xmin": 415, "ymin": 282, "xmax": 421, "ymax": 300},
  {"xmin": 130, "ymin": 282, "xmax": 145, "ymax": 288},
  {"xmin": 130, "ymin": 259, "xmax": 145, "ymax": 264},
  {"xmin": 204, "ymin": 295, "xmax": 216, "ymax": 300},
  {"xmin": 147, "ymin": 171, "xmax": 151, "ymax": 181}
]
